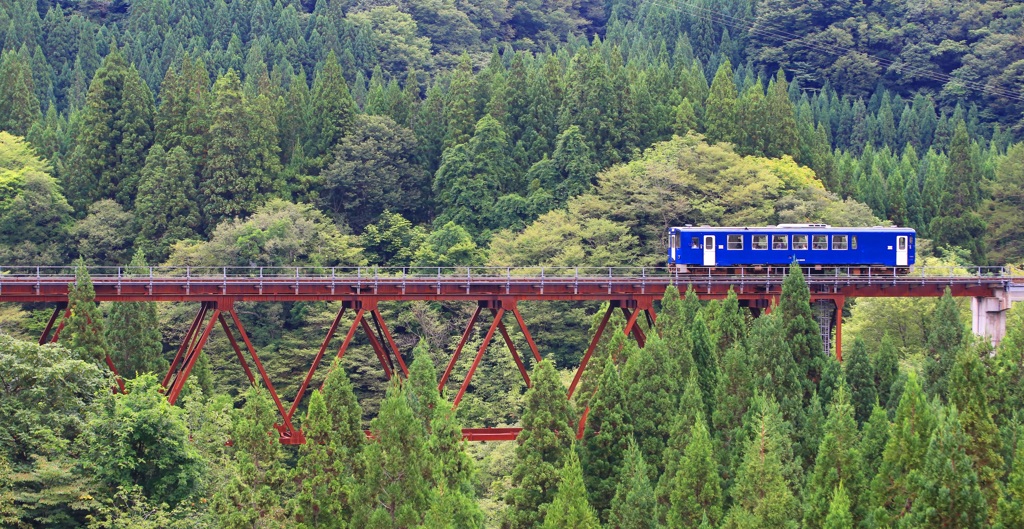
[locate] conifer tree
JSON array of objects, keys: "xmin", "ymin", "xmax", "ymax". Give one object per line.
[
  {"xmin": 923, "ymin": 288, "xmax": 963, "ymax": 400},
  {"xmin": 66, "ymin": 260, "xmax": 108, "ymax": 362},
  {"xmin": 292, "ymin": 389, "xmax": 348, "ymax": 528},
  {"xmin": 67, "ymin": 49, "xmax": 154, "ymax": 212},
  {"xmin": 858, "ymin": 404, "xmax": 889, "ymax": 477},
  {"xmin": 712, "ymin": 287, "xmax": 746, "ymax": 356},
  {"xmin": 106, "ymin": 250, "xmax": 164, "ymax": 378},
  {"xmin": 444, "ymin": 54, "xmax": 477, "ymax": 149},
  {"xmin": 656, "ymin": 369, "xmax": 705, "ymax": 522},
  {"xmin": 822, "ymin": 483, "xmax": 853, "ymax": 529},
  {"xmin": 948, "ymin": 346, "xmax": 1004, "ymax": 518},
  {"xmin": 656, "ymin": 284, "xmax": 695, "ymax": 375},
  {"xmin": 669, "ymin": 414, "xmax": 723, "ymax": 527},
  {"xmin": 997, "ymin": 433, "xmax": 1024, "ymax": 529},
  {"xmin": 704, "ymin": 59, "xmax": 738, "ymax": 145},
  {"xmin": 803, "ymin": 384, "xmax": 864, "ymax": 529},
  {"xmin": 406, "ymin": 339, "xmax": 440, "ymax": 432},
  {"xmin": 552, "ymin": 125, "xmax": 598, "ymax": 201},
  {"xmin": 843, "ymin": 338, "xmax": 876, "ymax": 425},
  {"xmin": 200, "ymin": 69, "xmax": 281, "ymax": 229},
  {"xmin": 135, "ymin": 144, "xmax": 200, "ymax": 261},
  {"xmin": 690, "ymin": 311, "xmax": 719, "ymax": 420},
  {"xmin": 427, "ymin": 400, "xmax": 484, "ymax": 528},
  {"xmin": 580, "ymin": 360, "xmax": 632, "ymax": 520},
  {"xmin": 320, "ymin": 358, "xmax": 364, "ymax": 463},
  {"xmin": 780, "ymin": 260, "xmax": 823, "ymax": 403},
  {"xmin": 746, "ymin": 312, "xmax": 804, "ymax": 451},
  {"xmin": 902, "ymin": 406, "xmax": 987, "ymax": 528},
  {"xmin": 622, "ymin": 333, "xmax": 679, "ymax": 476},
  {"xmin": 867, "ymin": 372, "xmax": 935, "ymax": 527},
  {"xmin": 763, "ymin": 70, "xmax": 798, "ymax": 159},
  {"xmin": 0, "ymin": 50, "xmax": 41, "ymax": 136},
  {"xmin": 874, "ymin": 333, "xmax": 900, "ymax": 411},
  {"xmin": 541, "ymin": 449, "xmax": 600, "ymax": 529},
  {"xmin": 993, "ymin": 305, "xmax": 1024, "ymax": 428},
  {"xmin": 351, "ymin": 381, "xmax": 434, "ymax": 528},
  {"xmin": 723, "ymin": 406, "xmax": 799, "ymax": 529},
  {"xmin": 154, "ymin": 55, "xmax": 211, "ymax": 164},
  {"xmin": 930, "ymin": 120, "xmax": 986, "ymax": 261},
  {"xmin": 504, "ymin": 361, "xmax": 575, "ymax": 529},
  {"xmin": 608, "ymin": 436, "xmax": 655, "ymax": 529},
  {"xmin": 306, "ymin": 51, "xmax": 356, "ymax": 170},
  {"xmin": 713, "ymin": 342, "xmax": 756, "ymax": 488},
  {"xmin": 213, "ymin": 384, "xmax": 290, "ymax": 527}
]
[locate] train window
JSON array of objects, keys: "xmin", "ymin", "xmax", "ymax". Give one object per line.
[
  {"xmin": 691, "ymin": 237, "xmax": 700, "ymax": 249},
  {"xmin": 812, "ymin": 235, "xmax": 828, "ymax": 250},
  {"xmin": 898, "ymin": 237, "xmax": 907, "ymax": 251},
  {"xmin": 833, "ymin": 235, "xmax": 848, "ymax": 250},
  {"xmin": 793, "ymin": 235, "xmax": 808, "ymax": 250},
  {"xmin": 851, "ymin": 236, "xmax": 858, "ymax": 250},
  {"xmin": 727, "ymin": 235, "xmax": 743, "ymax": 250},
  {"xmin": 670, "ymin": 232, "xmax": 679, "ymax": 249},
  {"xmin": 772, "ymin": 235, "xmax": 788, "ymax": 250},
  {"xmin": 752, "ymin": 235, "xmax": 768, "ymax": 250}
]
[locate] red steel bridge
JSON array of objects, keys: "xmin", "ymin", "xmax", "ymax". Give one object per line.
[{"xmin": 6, "ymin": 265, "xmax": 1021, "ymax": 443}]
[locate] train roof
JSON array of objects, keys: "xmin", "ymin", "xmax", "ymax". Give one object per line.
[{"xmin": 670, "ymin": 224, "xmax": 916, "ymax": 233}]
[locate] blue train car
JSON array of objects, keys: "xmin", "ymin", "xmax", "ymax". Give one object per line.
[{"xmin": 667, "ymin": 224, "xmax": 916, "ymax": 272}]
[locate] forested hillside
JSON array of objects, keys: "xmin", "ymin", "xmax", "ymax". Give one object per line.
[{"xmin": 2, "ymin": 0, "xmax": 1024, "ymax": 526}]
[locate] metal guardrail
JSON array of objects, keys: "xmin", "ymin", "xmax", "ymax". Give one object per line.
[{"xmin": 0, "ymin": 264, "xmax": 1014, "ymax": 279}]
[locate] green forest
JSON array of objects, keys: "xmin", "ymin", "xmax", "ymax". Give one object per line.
[{"xmin": 1, "ymin": 0, "xmax": 1024, "ymax": 526}]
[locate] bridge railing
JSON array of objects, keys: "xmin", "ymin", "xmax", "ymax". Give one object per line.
[{"xmin": 0, "ymin": 265, "xmax": 1012, "ymax": 282}]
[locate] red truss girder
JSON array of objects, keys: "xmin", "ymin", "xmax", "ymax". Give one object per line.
[
  {"xmin": 28, "ymin": 269, "xmax": 1016, "ymax": 444},
  {"xmin": 437, "ymin": 299, "xmax": 542, "ymax": 408}
]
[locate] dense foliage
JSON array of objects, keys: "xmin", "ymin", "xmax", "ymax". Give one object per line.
[{"xmin": 1, "ymin": 0, "xmax": 1024, "ymax": 525}]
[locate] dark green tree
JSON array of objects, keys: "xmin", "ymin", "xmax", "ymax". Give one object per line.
[
  {"xmin": 406, "ymin": 339, "xmax": 440, "ymax": 432},
  {"xmin": 997, "ymin": 433, "xmax": 1024, "ymax": 529},
  {"xmin": 867, "ymin": 372, "xmax": 935, "ymax": 528},
  {"xmin": 902, "ymin": 406, "xmax": 987, "ymax": 528},
  {"xmin": 503, "ymin": 361, "xmax": 575, "ymax": 529},
  {"xmin": 929, "ymin": 121, "xmax": 986, "ymax": 261},
  {"xmin": 154, "ymin": 55, "xmax": 211, "ymax": 165},
  {"xmin": 66, "ymin": 260, "xmax": 108, "ymax": 362},
  {"xmin": 948, "ymin": 346, "xmax": 1004, "ymax": 519},
  {"xmin": 66, "ymin": 50, "xmax": 154, "ymax": 212},
  {"xmin": 923, "ymin": 288, "xmax": 963, "ymax": 400},
  {"xmin": 292, "ymin": 389, "xmax": 349, "ymax": 528},
  {"xmin": 443, "ymin": 54, "xmax": 477, "ymax": 149},
  {"xmin": 305, "ymin": 51, "xmax": 356, "ymax": 171},
  {"xmin": 579, "ymin": 361, "xmax": 632, "ymax": 521},
  {"xmin": 541, "ymin": 449, "xmax": 599, "ymax": 529},
  {"xmin": 320, "ymin": 114, "xmax": 426, "ymax": 229},
  {"xmin": 106, "ymin": 250, "xmax": 165, "ymax": 379},
  {"xmin": 199, "ymin": 69, "xmax": 282, "ymax": 229},
  {"xmin": 780, "ymin": 260, "xmax": 823, "ymax": 403},
  {"xmin": 212, "ymin": 384, "xmax": 290, "ymax": 527},
  {"xmin": 351, "ymin": 381, "xmax": 434, "ymax": 528},
  {"xmin": 803, "ymin": 384, "xmax": 864, "ymax": 529},
  {"xmin": 690, "ymin": 311, "xmax": 719, "ymax": 420},
  {"xmin": 723, "ymin": 405, "xmax": 799, "ymax": 529},
  {"xmin": 843, "ymin": 338, "xmax": 876, "ymax": 425},
  {"xmin": 608, "ymin": 436, "xmax": 656, "ymax": 529},
  {"xmin": 858, "ymin": 404, "xmax": 890, "ymax": 478},
  {"xmin": 713, "ymin": 341, "xmax": 756, "ymax": 489},
  {"xmin": 655, "ymin": 369, "xmax": 704, "ymax": 522},
  {"xmin": 622, "ymin": 333, "xmax": 679, "ymax": 476},
  {"xmin": 134, "ymin": 144, "xmax": 200, "ymax": 261},
  {"xmin": 874, "ymin": 333, "xmax": 900, "ymax": 412},
  {"xmin": 669, "ymin": 414, "xmax": 723, "ymax": 528},
  {"xmin": 0, "ymin": 50, "xmax": 40, "ymax": 136},
  {"xmin": 703, "ymin": 59, "xmax": 738, "ymax": 146}
]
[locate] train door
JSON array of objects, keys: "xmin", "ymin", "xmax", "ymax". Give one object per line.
[
  {"xmin": 896, "ymin": 235, "xmax": 908, "ymax": 266},
  {"xmin": 703, "ymin": 235, "xmax": 716, "ymax": 266}
]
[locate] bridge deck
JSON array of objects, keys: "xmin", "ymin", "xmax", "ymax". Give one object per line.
[{"xmin": 0, "ymin": 265, "xmax": 1016, "ymax": 303}]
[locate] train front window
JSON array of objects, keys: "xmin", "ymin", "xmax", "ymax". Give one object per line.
[
  {"xmin": 752, "ymin": 235, "xmax": 768, "ymax": 250},
  {"xmin": 833, "ymin": 235, "xmax": 848, "ymax": 250},
  {"xmin": 812, "ymin": 235, "xmax": 827, "ymax": 250},
  {"xmin": 772, "ymin": 235, "xmax": 788, "ymax": 250},
  {"xmin": 793, "ymin": 235, "xmax": 808, "ymax": 250},
  {"xmin": 727, "ymin": 235, "xmax": 743, "ymax": 250},
  {"xmin": 670, "ymin": 232, "xmax": 679, "ymax": 249}
]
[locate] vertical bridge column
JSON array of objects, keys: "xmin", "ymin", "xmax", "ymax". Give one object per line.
[{"xmin": 972, "ymin": 289, "xmax": 1015, "ymax": 347}]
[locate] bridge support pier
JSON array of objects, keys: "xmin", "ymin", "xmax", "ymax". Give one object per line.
[{"xmin": 971, "ymin": 289, "xmax": 1021, "ymax": 347}]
